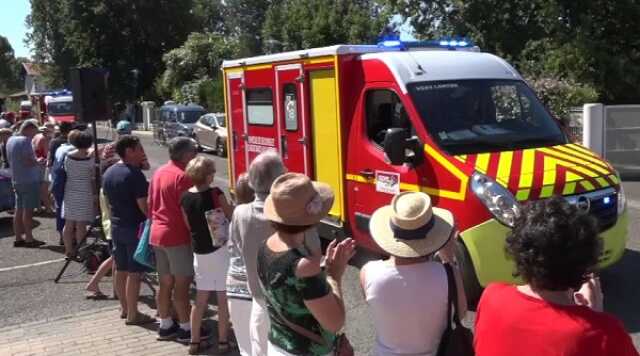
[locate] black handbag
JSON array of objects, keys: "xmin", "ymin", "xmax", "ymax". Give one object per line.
[{"xmin": 437, "ymin": 263, "xmax": 475, "ymax": 356}]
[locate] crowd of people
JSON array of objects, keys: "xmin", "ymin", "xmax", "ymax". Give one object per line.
[{"xmin": 1, "ymin": 116, "xmax": 638, "ymax": 356}]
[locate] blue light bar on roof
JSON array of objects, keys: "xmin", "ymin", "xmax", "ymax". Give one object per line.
[{"xmin": 376, "ymin": 36, "xmax": 475, "ymax": 50}]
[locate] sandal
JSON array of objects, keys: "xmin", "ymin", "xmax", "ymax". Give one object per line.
[
  {"xmin": 188, "ymin": 339, "xmax": 213, "ymax": 355},
  {"xmin": 120, "ymin": 310, "xmax": 127, "ymax": 319},
  {"xmin": 85, "ymin": 290, "xmax": 108, "ymax": 300},
  {"xmin": 125, "ymin": 312, "xmax": 155, "ymax": 325},
  {"xmin": 216, "ymin": 340, "xmax": 235, "ymax": 354}
]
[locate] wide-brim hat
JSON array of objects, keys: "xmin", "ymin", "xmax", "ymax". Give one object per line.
[
  {"xmin": 370, "ymin": 192, "xmax": 454, "ymax": 258},
  {"xmin": 264, "ymin": 172, "xmax": 334, "ymax": 226}
]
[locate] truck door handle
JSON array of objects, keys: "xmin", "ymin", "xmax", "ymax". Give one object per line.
[
  {"xmin": 281, "ymin": 135, "xmax": 288, "ymax": 156},
  {"xmin": 360, "ymin": 169, "xmax": 375, "ymax": 179}
]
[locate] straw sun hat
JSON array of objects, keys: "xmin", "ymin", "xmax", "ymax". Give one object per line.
[
  {"xmin": 264, "ymin": 173, "xmax": 334, "ymax": 226},
  {"xmin": 370, "ymin": 192, "xmax": 454, "ymax": 258}
]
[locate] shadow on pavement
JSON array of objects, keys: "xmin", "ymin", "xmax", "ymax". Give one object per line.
[
  {"xmin": 0, "ymin": 216, "xmax": 42, "ymax": 239},
  {"xmin": 602, "ymin": 248, "xmax": 640, "ymax": 333}
]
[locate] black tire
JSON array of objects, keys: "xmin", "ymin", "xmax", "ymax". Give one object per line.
[
  {"xmin": 216, "ymin": 138, "xmax": 227, "ymax": 157},
  {"xmin": 194, "ymin": 136, "xmax": 203, "ymax": 152},
  {"xmin": 456, "ymin": 239, "xmax": 483, "ymax": 310}
]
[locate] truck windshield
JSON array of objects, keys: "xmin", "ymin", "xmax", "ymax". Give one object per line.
[
  {"xmin": 407, "ymin": 79, "xmax": 566, "ymax": 155},
  {"xmin": 179, "ymin": 111, "xmax": 204, "ymax": 124},
  {"xmin": 48, "ymin": 101, "xmax": 73, "ymax": 115}
]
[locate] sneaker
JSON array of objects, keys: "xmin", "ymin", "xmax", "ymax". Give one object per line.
[
  {"xmin": 157, "ymin": 322, "xmax": 180, "ymax": 341},
  {"xmin": 177, "ymin": 327, "xmax": 212, "ymax": 344},
  {"xmin": 13, "ymin": 240, "xmax": 26, "ymax": 247}
]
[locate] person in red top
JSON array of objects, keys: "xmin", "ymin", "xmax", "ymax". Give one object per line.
[
  {"xmin": 148, "ymin": 137, "xmax": 198, "ymax": 342},
  {"xmin": 32, "ymin": 124, "xmax": 54, "ymax": 213},
  {"xmin": 475, "ymin": 196, "xmax": 638, "ymax": 356}
]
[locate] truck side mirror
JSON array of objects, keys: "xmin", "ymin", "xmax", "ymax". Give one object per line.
[
  {"xmin": 383, "ymin": 128, "xmax": 410, "ymax": 165},
  {"xmin": 383, "ymin": 128, "xmax": 425, "ymax": 166}
]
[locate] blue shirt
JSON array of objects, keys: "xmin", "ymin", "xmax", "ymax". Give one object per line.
[
  {"xmin": 51, "ymin": 143, "xmax": 74, "ymax": 182},
  {"xmin": 6, "ymin": 136, "xmax": 40, "ymax": 184},
  {"xmin": 102, "ymin": 162, "xmax": 148, "ymax": 229}
]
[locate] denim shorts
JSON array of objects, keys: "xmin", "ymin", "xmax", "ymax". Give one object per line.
[
  {"xmin": 112, "ymin": 225, "xmax": 147, "ymax": 273},
  {"xmin": 14, "ymin": 182, "xmax": 41, "ymax": 209}
]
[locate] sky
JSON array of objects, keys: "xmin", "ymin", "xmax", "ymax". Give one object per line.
[{"xmin": 0, "ymin": 0, "xmax": 31, "ymax": 58}]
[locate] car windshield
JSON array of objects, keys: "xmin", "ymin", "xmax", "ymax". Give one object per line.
[
  {"xmin": 215, "ymin": 116, "xmax": 225, "ymax": 127},
  {"xmin": 179, "ymin": 110, "xmax": 204, "ymax": 124},
  {"xmin": 48, "ymin": 101, "xmax": 73, "ymax": 115},
  {"xmin": 408, "ymin": 79, "xmax": 566, "ymax": 155}
]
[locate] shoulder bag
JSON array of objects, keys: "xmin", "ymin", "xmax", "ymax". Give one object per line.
[
  {"xmin": 259, "ymin": 272, "xmax": 353, "ymax": 356},
  {"xmin": 437, "ymin": 263, "xmax": 475, "ymax": 356},
  {"xmin": 133, "ymin": 219, "xmax": 155, "ymax": 270}
]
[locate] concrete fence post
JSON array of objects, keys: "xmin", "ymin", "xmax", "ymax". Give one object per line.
[{"xmin": 582, "ymin": 103, "xmax": 605, "ymax": 156}]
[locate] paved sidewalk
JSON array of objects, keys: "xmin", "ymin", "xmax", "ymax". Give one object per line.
[{"xmin": 0, "ymin": 305, "xmax": 240, "ymax": 356}]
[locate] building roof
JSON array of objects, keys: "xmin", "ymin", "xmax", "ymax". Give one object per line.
[{"xmin": 22, "ymin": 63, "xmax": 45, "ymax": 76}]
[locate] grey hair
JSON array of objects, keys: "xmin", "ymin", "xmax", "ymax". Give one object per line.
[
  {"xmin": 168, "ymin": 137, "xmax": 197, "ymax": 162},
  {"xmin": 248, "ymin": 150, "xmax": 285, "ymax": 195},
  {"xmin": 19, "ymin": 119, "xmax": 38, "ymax": 134}
]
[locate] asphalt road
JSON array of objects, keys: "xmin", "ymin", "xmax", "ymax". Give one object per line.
[{"xmin": 0, "ymin": 129, "xmax": 638, "ymax": 354}]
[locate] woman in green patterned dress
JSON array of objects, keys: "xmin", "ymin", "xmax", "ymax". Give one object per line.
[{"xmin": 258, "ymin": 173, "xmax": 356, "ymax": 356}]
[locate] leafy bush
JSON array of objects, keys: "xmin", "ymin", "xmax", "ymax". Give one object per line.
[{"xmin": 524, "ymin": 76, "xmax": 598, "ymax": 124}]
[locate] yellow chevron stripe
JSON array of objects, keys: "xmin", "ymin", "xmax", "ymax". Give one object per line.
[
  {"xmin": 540, "ymin": 185, "xmax": 554, "ymax": 198},
  {"xmin": 518, "ymin": 149, "xmax": 535, "ymax": 189},
  {"xmin": 496, "ymin": 151, "xmax": 513, "ymax": 187},
  {"xmin": 475, "ymin": 153, "xmax": 490, "ymax": 174},
  {"xmin": 565, "ymin": 171, "xmax": 583, "ymax": 182},
  {"xmin": 568, "ymin": 143, "xmax": 599, "ymax": 157},
  {"xmin": 542, "ymin": 156, "xmax": 558, "ymax": 187},
  {"xmin": 455, "ymin": 155, "xmax": 467, "ymax": 163},
  {"xmin": 609, "ymin": 174, "xmax": 619, "ymax": 185},
  {"xmin": 595, "ymin": 177, "xmax": 610, "ymax": 188},
  {"xmin": 553, "ymin": 145, "xmax": 611, "ymax": 171},
  {"xmin": 538, "ymin": 147, "xmax": 610, "ymax": 176},
  {"xmin": 562, "ymin": 182, "xmax": 577, "ymax": 195},
  {"xmin": 580, "ymin": 180, "xmax": 596, "ymax": 191},
  {"xmin": 516, "ymin": 189, "xmax": 530, "ymax": 201}
]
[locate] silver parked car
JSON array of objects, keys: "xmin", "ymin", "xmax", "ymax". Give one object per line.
[{"xmin": 193, "ymin": 113, "xmax": 227, "ymax": 157}]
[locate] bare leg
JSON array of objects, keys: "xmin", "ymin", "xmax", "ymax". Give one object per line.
[
  {"xmin": 216, "ymin": 291, "xmax": 230, "ymax": 343},
  {"xmin": 75, "ymin": 222, "xmax": 88, "ymax": 245},
  {"xmin": 22, "ymin": 208, "xmax": 34, "ymax": 242},
  {"xmin": 174, "ymin": 275, "xmax": 194, "ymax": 324},
  {"xmin": 190, "ymin": 290, "xmax": 210, "ymax": 343},
  {"xmin": 62, "ymin": 221, "xmax": 75, "ymax": 256},
  {"xmin": 157, "ymin": 274, "xmax": 175, "ymax": 319},
  {"xmin": 40, "ymin": 183, "xmax": 52, "ymax": 211},
  {"xmin": 115, "ymin": 270, "xmax": 128, "ymax": 316},
  {"xmin": 86, "ymin": 256, "xmax": 113, "ymax": 293},
  {"xmin": 13, "ymin": 207, "xmax": 24, "ymax": 242},
  {"xmin": 125, "ymin": 272, "xmax": 142, "ymax": 321}
]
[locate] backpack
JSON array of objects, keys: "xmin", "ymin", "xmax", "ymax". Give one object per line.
[{"xmin": 50, "ymin": 153, "xmax": 68, "ymax": 202}]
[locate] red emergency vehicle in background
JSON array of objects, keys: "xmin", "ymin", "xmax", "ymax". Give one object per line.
[
  {"xmin": 44, "ymin": 91, "xmax": 76, "ymax": 125},
  {"xmin": 19, "ymin": 100, "xmax": 32, "ymax": 120},
  {"xmin": 221, "ymin": 39, "xmax": 629, "ymax": 302}
]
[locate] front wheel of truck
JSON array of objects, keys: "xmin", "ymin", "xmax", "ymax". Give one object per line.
[{"xmin": 456, "ymin": 239, "xmax": 483, "ymax": 310}]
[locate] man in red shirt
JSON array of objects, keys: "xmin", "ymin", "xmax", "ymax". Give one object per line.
[
  {"xmin": 148, "ymin": 137, "xmax": 198, "ymax": 342},
  {"xmin": 474, "ymin": 196, "xmax": 638, "ymax": 356}
]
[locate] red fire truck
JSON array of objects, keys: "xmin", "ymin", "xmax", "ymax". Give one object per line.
[{"xmin": 221, "ymin": 40, "xmax": 628, "ymax": 301}]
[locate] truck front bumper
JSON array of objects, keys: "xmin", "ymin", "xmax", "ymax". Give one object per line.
[{"xmin": 460, "ymin": 210, "xmax": 630, "ymax": 287}]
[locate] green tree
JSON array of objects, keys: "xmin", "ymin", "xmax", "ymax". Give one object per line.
[
  {"xmin": 262, "ymin": 0, "xmax": 387, "ymax": 53},
  {"xmin": 0, "ymin": 36, "xmax": 23, "ymax": 93},
  {"xmin": 157, "ymin": 32, "xmax": 235, "ymax": 111},
  {"xmin": 224, "ymin": 0, "xmax": 274, "ymax": 57},
  {"xmin": 28, "ymin": 0, "xmax": 199, "ymax": 100}
]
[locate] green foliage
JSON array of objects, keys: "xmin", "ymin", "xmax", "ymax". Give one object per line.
[
  {"xmin": 28, "ymin": 0, "xmax": 199, "ymax": 100},
  {"xmin": 0, "ymin": 36, "xmax": 23, "ymax": 93},
  {"xmin": 157, "ymin": 33, "xmax": 234, "ymax": 111},
  {"xmin": 262, "ymin": 0, "xmax": 387, "ymax": 53},
  {"xmin": 224, "ymin": 0, "xmax": 274, "ymax": 57},
  {"xmin": 386, "ymin": 0, "xmax": 640, "ymax": 105},
  {"xmin": 525, "ymin": 76, "xmax": 598, "ymax": 122}
]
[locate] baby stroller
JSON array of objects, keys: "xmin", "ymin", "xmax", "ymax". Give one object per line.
[{"xmin": 54, "ymin": 216, "xmax": 111, "ymax": 283}]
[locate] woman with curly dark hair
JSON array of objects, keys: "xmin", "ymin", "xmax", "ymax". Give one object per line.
[{"xmin": 474, "ymin": 196, "xmax": 638, "ymax": 356}]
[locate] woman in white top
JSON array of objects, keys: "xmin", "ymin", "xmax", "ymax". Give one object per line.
[{"xmin": 360, "ymin": 192, "xmax": 467, "ymax": 356}]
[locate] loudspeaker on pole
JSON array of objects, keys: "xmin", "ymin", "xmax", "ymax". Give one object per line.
[{"xmin": 70, "ymin": 68, "xmax": 110, "ymax": 123}]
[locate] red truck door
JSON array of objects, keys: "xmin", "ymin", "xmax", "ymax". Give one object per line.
[
  {"xmin": 275, "ymin": 64, "xmax": 312, "ymax": 176},
  {"xmin": 243, "ymin": 68, "xmax": 279, "ymax": 169},
  {"xmin": 227, "ymin": 73, "xmax": 247, "ymax": 182}
]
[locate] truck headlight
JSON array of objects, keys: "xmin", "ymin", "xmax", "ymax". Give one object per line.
[
  {"xmin": 471, "ymin": 172, "xmax": 520, "ymax": 227},
  {"xmin": 618, "ymin": 183, "xmax": 626, "ymax": 216}
]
